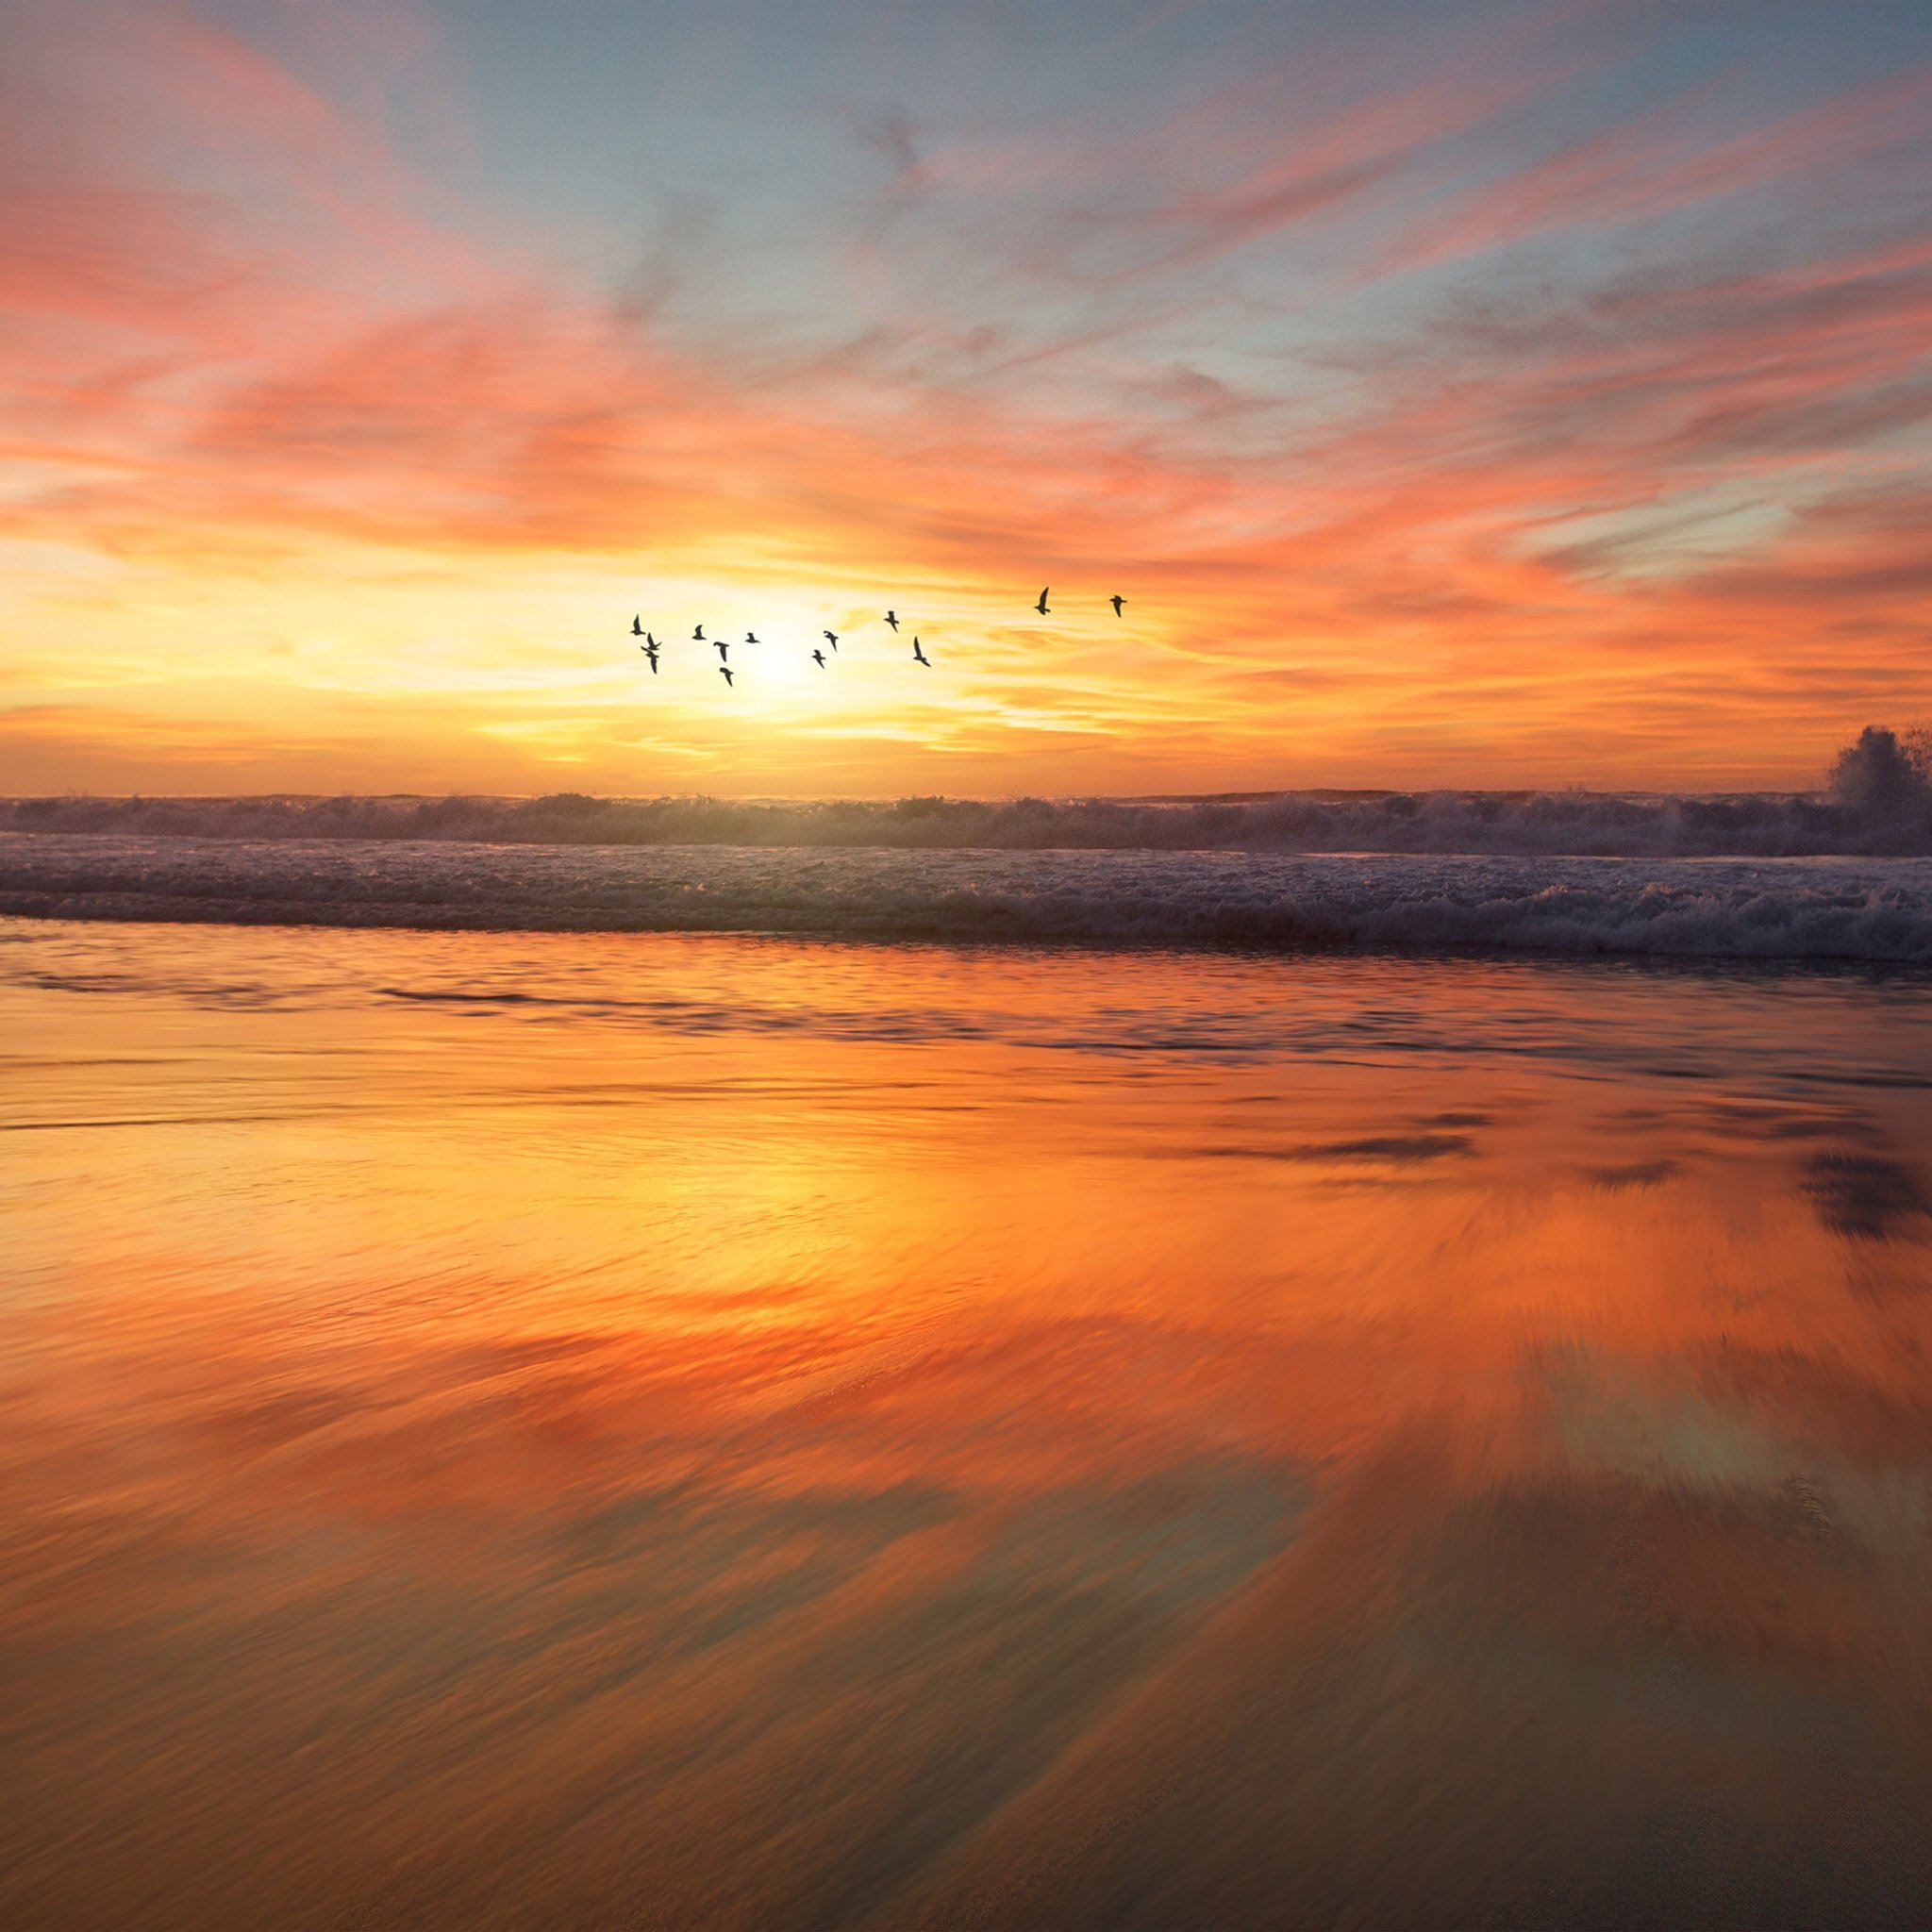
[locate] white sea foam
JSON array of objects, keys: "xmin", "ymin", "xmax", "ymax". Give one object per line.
[{"xmin": 3, "ymin": 833, "xmax": 1930, "ymax": 963}]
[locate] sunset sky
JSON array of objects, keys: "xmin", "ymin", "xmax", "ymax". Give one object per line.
[{"xmin": 5, "ymin": 0, "xmax": 1932, "ymax": 796}]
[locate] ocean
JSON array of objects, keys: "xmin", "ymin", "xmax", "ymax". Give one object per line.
[
  {"xmin": 3, "ymin": 830, "xmax": 1932, "ymax": 961},
  {"xmin": 3, "ymin": 815, "xmax": 1931, "ymax": 1926}
]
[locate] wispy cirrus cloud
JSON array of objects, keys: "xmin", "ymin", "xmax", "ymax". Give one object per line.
[{"xmin": 1374, "ymin": 61, "xmax": 1932, "ymax": 279}]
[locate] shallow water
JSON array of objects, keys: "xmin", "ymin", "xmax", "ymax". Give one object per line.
[{"xmin": 4, "ymin": 918, "xmax": 1932, "ymax": 1928}]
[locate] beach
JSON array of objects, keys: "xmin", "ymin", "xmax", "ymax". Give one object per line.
[
  {"xmin": 6, "ymin": 899, "xmax": 1932, "ymax": 1926},
  {"xmin": 12, "ymin": 0, "xmax": 1932, "ymax": 1913}
]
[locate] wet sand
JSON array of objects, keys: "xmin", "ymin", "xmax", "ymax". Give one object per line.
[{"xmin": 4, "ymin": 920, "xmax": 1931, "ymax": 1928}]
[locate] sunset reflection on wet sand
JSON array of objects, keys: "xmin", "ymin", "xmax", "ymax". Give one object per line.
[{"xmin": 5, "ymin": 921, "xmax": 1932, "ymax": 1929}]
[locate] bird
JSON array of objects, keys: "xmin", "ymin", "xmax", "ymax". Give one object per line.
[
  {"xmin": 911, "ymin": 637, "xmax": 930, "ymax": 667},
  {"xmin": 744, "ymin": 631, "xmax": 759, "ymax": 644},
  {"xmin": 1034, "ymin": 587, "xmax": 1050, "ymax": 616},
  {"xmin": 811, "ymin": 649, "xmax": 826, "ymax": 668},
  {"xmin": 693, "ymin": 624, "xmax": 707, "ymax": 641},
  {"xmin": 1110, "ymin": 594, "xmax": 1124, "ymax": 618},
  {"xmin": 631, "ymin": 616, "xmax": 643, "ymax": 636},
  {"xmin": 885, "ymin": 609, "xmax": 900, "ymax": 630},
  {"xmin": 715, "ymin": 639, "xmax": 730, "ymax": 662},
  {"xmin": 641, "ymin": 645, "xmax": 659, "ymax": 675},
  {"xmin": 823, "ymin": 630, "xmax": 840, "ymax": 651},
  {"xmin": 719, "ymin": 665, "xmax": 735, "ymax": 688}
]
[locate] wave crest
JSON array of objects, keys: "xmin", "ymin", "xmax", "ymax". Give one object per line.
[
  {"xmin": 3, "ymin": 836, "xmax": 1929, "ymax": 964},
  {"xmin": 8, "ymin": 772, "xmax": 1932, "ymax": 859}
]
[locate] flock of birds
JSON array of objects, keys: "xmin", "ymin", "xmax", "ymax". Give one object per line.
[{"xmin": 628, "ymin": 588, "xmax": 1127, "ymax": 688}]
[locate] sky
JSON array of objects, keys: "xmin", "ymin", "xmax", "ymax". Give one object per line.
[{"xmin": 4, "ymin": 0, "xmax": 1932, "ymax": 798}]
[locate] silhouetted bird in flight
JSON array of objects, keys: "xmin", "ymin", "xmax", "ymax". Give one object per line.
[
  {"xmin": 715, "ymin": 640, "xmax": 730, "ymax": 663},
  {"xmin": 744, "ymin": 631, "xmax": 759, "ymax": 644},
  {"xmin": 811, "ymin": 649, "xmax": 826, "ymax": 668},
  {"xmin": 823, "ymin": 630, "xmax": 839, "ymax": 651},
  {"xmin": 1035, "ymin": 587, "xmax": 1050, "ymax": 616},
  {"xmin": 911, "ymin": 637, "xmax": 930, "ymax": 667},
  {"xmin": 885, "ymin": 609, "xmax": 900, "ymax": 630},
  {"xmin": 693, "ymin": 624, "xmax": 707, "ymax": 641},
  {"xmin": 631, "ymin": 616, "xmax": 643, "ymax": 636},
  {"xmin": 641, "ymin": 644, "xmax": 659, "ymax": 674},
  {"xmin": 719, "ymin": 665, "xmax": 735, "ymax": 688},
  {"xmin": 1110, "ymin": 594, "xmax": 1124, "ymax": 617}
]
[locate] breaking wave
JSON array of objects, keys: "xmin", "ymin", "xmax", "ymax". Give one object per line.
[
  {"xmin": 7, "ymin": 776, "xmax": 1932, "ymax": 858},
  {"xmin": 3, "ymin": 834, "xmax": 1930, "ymax": 964}
]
